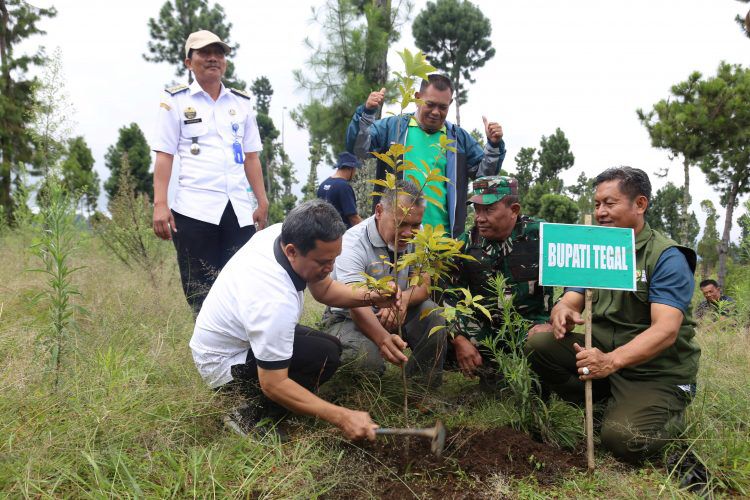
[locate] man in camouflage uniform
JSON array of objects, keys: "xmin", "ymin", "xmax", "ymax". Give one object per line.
[{"xmin": 446, "ymin": 176, "xmax": 553, "ymax": 380}]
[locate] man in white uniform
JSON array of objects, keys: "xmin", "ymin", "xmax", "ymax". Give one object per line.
[
  {"xmin": 191, "ymin": 200, "xmax": 398, "ymax": 440},
  {"xmin": 152, "ymin": 30, "xmax": 269, "ymax": 313}
]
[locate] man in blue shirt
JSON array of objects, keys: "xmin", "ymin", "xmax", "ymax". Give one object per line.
[
  {"xmin": 526, "ymin": 167, "xmax": 700, "ymax": 464},
  {"xmin": 317, "ymin": 152, "xmax": 363, "ymax": 228}
]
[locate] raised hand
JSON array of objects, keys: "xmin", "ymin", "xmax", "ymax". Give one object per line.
[
  {"xmin": 482, "ymin": 115, "xmax": 503, "ymax": 146},
  {"xmin": 365, "ymin": 87, "xmax": 386, "ymax": 111}
]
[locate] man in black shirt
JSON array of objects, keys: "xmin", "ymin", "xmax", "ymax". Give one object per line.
[{"xmin": 318, "ymin": 152, "xmax": 363, "ymax": 228}]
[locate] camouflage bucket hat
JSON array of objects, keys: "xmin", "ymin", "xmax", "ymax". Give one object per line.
[{"xmin": 467, "ymin": 176, "xmax": 518, "ymax": 205}]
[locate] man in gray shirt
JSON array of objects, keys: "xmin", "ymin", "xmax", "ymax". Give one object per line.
[{"xmin": 323, "ymin": 181, "xmax": 447, "ymax": 388}]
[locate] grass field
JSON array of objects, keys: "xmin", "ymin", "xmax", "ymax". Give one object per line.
[{"xmin": 1, "ymin": 227, "xmax": 749, "ymax": 498}]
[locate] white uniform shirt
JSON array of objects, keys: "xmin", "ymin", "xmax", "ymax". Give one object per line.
[
  {"xmin": 189, "ymin": 224, "xmax": 307, "ymax": 388},
  {"xmin": 152, "ymin": 80, "xmax": 262, "ymax": 227}
]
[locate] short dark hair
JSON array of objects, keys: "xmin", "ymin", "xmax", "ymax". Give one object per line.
[
  {"xmin": 420, "ymin": 73, "xmax": 453, "ymax": 93},
  {"xmin": 380, "ymin": 179, "xmax": 424, "ymax": 211},
  {"xmin": 700, "ymin": 279, "xmax": 719, "ymax": 289},
  {"xmin": 281, "ymin": 199, "xmax": 347, "ymax": 255},
  {"xmin": 593, "ymin": 166, "xmax": 652, "ymax": 205}
]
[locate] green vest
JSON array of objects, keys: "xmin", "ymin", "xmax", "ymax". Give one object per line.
[{"xmin": 591, "ymin": 224, "xmax": 700, "ymax": 384}]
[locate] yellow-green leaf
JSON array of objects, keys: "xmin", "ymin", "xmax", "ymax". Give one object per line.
[
  {"xmin": 475, "ymin": 303, "xmax": 492, "ymax": 321},
  {"xmin": 428, "ymin": 325, "xmax": 446, "ymax": 337},
  {"xmin": 424, "ymin": 195, "xmax": 447, "ymax": 211},
  {"xmin": 420, "ymin": 306, "xmax": 440, "ymax": 320},
  {"xmin": 371, "ymin": 151, "xmax": 395, "ymax": 168}
]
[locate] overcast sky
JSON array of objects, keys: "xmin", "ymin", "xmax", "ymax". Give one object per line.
[{"xmin": 23, "ymin": 0, "xmax": 750, "ymax": 239}]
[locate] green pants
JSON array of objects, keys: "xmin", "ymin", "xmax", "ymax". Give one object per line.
[{"xmin": 525, "ymin": 331, "xmax": 693, "ymax": 464}]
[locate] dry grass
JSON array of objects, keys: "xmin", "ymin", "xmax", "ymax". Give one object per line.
[{"xmin": 1, "ymin": 227, "xmax": 748, "ymax": 498}]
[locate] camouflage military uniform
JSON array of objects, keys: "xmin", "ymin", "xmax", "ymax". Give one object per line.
[
  {"xmin": 445, "ymin": 175, "xmax": 553, "ymax": 355},
  {"xmin": 449, "ymin": 216, "xmax": 553, "ymax": 348}
]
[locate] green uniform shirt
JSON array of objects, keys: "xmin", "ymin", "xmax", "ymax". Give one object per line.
[
  {"xmin": 404, "ymin": 117, "xmax": 449, "ymax": 231},
  {"xmin": 449, "ymin": 215, "xmax": 553, "ymax": 343}
]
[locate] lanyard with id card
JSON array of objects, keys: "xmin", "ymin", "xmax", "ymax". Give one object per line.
[{"xmin": 231, "ymin": 123, "xmax": 244, "ymax": 164}]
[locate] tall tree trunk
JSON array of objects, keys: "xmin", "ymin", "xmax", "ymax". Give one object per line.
[
  {"xmin": 372, "ymin": 0, "xmax": 391, "ymax": 120},
  {"xmin": 717, "ymin": 181, "xmax": 740, "ymax": 288},
  {"xmin": 374, "ymin": 0, "xmax": 391, "ymax": 84},
  {"xmin": 178, "ymin": 4, "xmax": 192, "ymax": 84},
  {"xmin": 681, "ymin": 157, "xmax": 691, "ymax": 246},
  {"xmin": 0, "ymin": 161, "xmax": 10, "ymax": 223},
  {"xmin": 0, "ymin": 1, "xmax": 8, "ymax": 66},
  {"xmin": 0, "ymin": 0, "xmax": 13, "ymax": 221},
  {"xmin": 454, "ymin": 76, "xmax": 461, "ymax": 127}
]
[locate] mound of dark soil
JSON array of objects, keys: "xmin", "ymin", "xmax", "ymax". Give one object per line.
[{"xmin": 327, "ymin": 426, "xmax": 585, "ymax": 499}]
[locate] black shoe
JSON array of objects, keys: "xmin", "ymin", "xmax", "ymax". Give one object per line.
[
  {"xmin": 666, "ymin": 450, "xmax": 709, "ymax": 495},
  {"xmin": 223, "ymin": 404, "xmax": 289, "ymax": 443}
]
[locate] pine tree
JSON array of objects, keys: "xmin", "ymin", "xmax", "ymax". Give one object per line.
[
  {"xmin": 567, "ymin": 172, "xmax": 594, "ymax": 221},
  {"xmin": 735, "ymin": 0, "xmax": 750, "ymax": 39},
  {"xmin": 637, "ymin": 72, "xmax": 708, "ymax": 245},
  {"xmin": 646, "ymin": 182, "xmax": 699, "ymax": 247},
  {"xmin": 104, "ymin": 124, "xmax": 152, "ymax": 201},
  {"xmin": 697, "ymin": 200, "xmax": 720, "ymax": 277},
  {"xmin": 61, "ymin": 137, "xmax": 100, "ymax": 213},
  {"xmin": 294, "ymin": 0, "xmax": 404, "ymax": 156},
  {"xmin": 144, "ymin": 0, "xmax": 245, "ymax": 89},
  {"xmin": 513, "ymin": 147, "xmax": 537, "ymax": 200},
  {"xmin": 412, "ymin": 0, "xmax": 495, "ymax": 126},
  {"xmin": 301, "ymin": 140, "xmax": 325, "ymax": 202},
  {"xmin": 0, "ymin": 0, "xmax": 56, "ymax": 222},
  {"xmin": 536, "ymin": 128, "xmax": 574, "ymax": 193},
  {"xmin": 694, "ymin": 63, "xmax": 750, "ymax": 287}
]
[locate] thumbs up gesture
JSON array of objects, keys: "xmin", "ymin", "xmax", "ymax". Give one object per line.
[
  {"xmin": 365, "ymin": 88, "xmax": 387, "ymax": 111},
  {"xmin": 483, "ymin": 116, "xmax": 503, "ymax": 146}
]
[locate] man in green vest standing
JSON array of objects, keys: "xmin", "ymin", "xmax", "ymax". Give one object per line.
[{"xmin": 525, "ymin": 167, "xmax": 701, "ymax": 464}]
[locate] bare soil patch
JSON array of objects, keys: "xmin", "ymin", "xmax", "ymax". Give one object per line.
[{"xmin": 326, "ymin": 426, "xmax": 585, "ymax": 499}]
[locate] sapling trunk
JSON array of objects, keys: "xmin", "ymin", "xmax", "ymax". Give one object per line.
[{"xmin": 393, "ymin": 222, "xmax": 410, "ymax": 456}]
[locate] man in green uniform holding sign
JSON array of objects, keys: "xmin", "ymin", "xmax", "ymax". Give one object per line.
[
  {"xmin": 526, "ymin": 167, "xmax": 701, "ymax": 464},
  {"xmin": 446, "ymin": 176, "xmax": 553, "ymax": 382}
]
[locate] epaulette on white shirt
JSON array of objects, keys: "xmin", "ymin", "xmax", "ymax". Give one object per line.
[
  {"xmin": 230, "ymin": 87, "xmax": 251, "ymax": 100},
  {"xmin": 164, "ymin": 84, "xmax": 189, "ymax": 95}
]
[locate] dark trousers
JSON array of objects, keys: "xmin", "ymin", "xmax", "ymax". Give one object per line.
[
  {"xmin": 525, "ymin": 331, "xmax": 693, "ymax": 463},
  {"xmin": 224, "ymin": 325, "xmax": 343, "ymax": 418},
  {"xmin": 171, "ymin": 203, "xmax": 255, "ymax": 314}
]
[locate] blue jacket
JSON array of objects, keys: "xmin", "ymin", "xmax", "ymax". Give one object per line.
[{"xmin": 346, "ymin": 105, "xmax": 506, "ymax": 237}]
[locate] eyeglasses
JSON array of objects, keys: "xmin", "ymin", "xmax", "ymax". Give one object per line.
[{"xmin": 421, "ymin": 101, "xmax": 450, "ymax": 112}]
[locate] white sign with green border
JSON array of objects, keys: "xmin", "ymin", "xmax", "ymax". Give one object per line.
[{"xmin": 539, "ymin": 223, "xmax": 636, "ymax": 291}]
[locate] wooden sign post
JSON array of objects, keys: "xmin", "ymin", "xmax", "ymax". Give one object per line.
[
  {"xmin": 584, "ymin": 215, "xmax": 594, "ymax": 472},
  {"xmin": 539, "ymin": 217, "xmax": 637, "ymax": 473}
]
